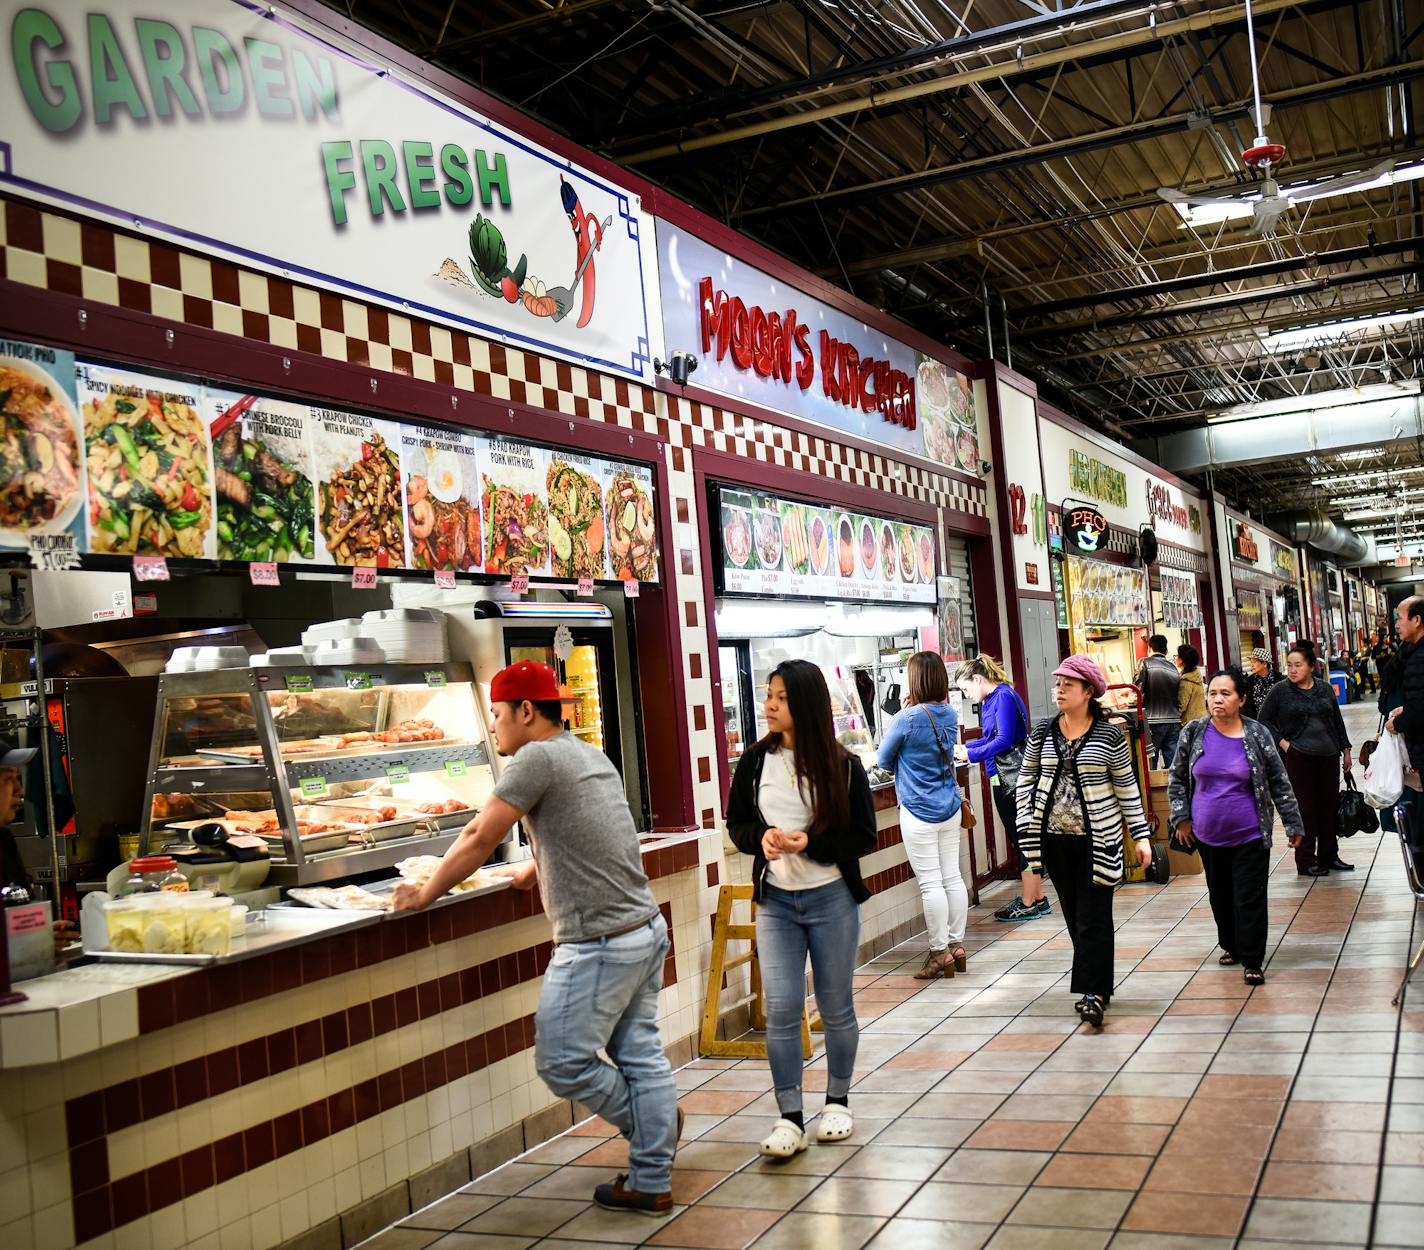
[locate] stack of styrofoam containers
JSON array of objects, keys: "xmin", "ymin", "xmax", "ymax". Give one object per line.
[
  {"xmin": 309, "ymin": 636, "xmax": 386, "ymax": 666},
  {"xmin": 250, "ymin": 645, "xmax": 318, "ymax": 667},
  {"xmin": 165, "ymin": 646, "xmax": 250, "ymax": 673},
  {"xmin": 357, "ymin": 609, "xmax": 448, "ymax": 663},
  {"xmin": 301, "ymin": 619, "xmax": 364, "ymax": 648}
]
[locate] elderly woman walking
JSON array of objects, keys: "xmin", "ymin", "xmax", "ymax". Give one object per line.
[
  {"xmin": 1016, "ymin": 656, "xmax": 1153, "ymax": 1027},
  {"xmin": 1170, "ymin": 669, "xmax": 1305, "ymax": 985}
]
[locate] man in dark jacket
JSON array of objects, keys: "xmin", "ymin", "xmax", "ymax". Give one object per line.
[
  {"xmin": 1136, "ymin": 635, "xmax": 1181, "ymax": 767},
  {"xmin": 1386, "ymin": 596, "xmax": 1424, "ymax": 772},
  {"xmin": 1244, "ymin": 648, "xmax": 1282, "ymax": 721}
]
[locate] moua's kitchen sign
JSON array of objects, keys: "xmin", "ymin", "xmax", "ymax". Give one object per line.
[{"xmin": 0, "ymin": 0, "xmax": 657, "ymax": 380}]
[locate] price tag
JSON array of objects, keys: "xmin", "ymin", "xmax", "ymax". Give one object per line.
[
  {"xmin": 434, "ymin": 568, "xmax": 456, "ymax": 589},
  {"xmin": 623, "ymin": 578, "xmax": 640, "ymax": 599},
  {"xmin": 28, "ymin": 532, "xmax": 79, "ymax": 571},
  {"xmin": 577, "ymin": 577, "xmax": 594, "ymax": 597},
  {"xmin": 133, "ymin": 555, "xmax": 170, "ymax": 582},
  {"xmin": 352, "ymin": 565, "xmax": 377, "ymax": 589},
  {"xmin": 424, "ymin": 670, "xmax": 448, "ymax": 688},
  {"xmin": 285, "ymin": 675, "xmax": 313, "ymax": 693},
  {"xmin": 300, "ymin": 776, "xmax": 328, "ymax": 798},
  {"xmin": 250, "ymin": 562, "xmax": 279, "ymax": 587},
  {"xmin": 386, "ymin": 765, "xmax": 410, "ymax": 786},
  {"xmin": 509, "ymin": 574, "xmax": 529, "ymax": 596},
  {"xmin": 345, "ymin": 672, "xmax": 373, "ymax": 690},
  {"xmin": 444, "ymin": 759, "xmax": 467, "ymax": 779}
]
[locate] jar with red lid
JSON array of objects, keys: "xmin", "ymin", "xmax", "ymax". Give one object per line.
[{"xmin": 122, "ymin": 856, "xmax": 186, "ymax": 896}]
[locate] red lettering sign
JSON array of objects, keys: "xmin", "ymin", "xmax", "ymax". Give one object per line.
[
  {"xmin": 700, "ymin": 276, "xmax": 913, "ymax": 427},
  {"xmin": 1144, "ymin": 480, "xmax": 1190, "ymax": 530},
  {"xmin": 1008, "ymin": 484, "xmax": 1029, "ymax": 536}
]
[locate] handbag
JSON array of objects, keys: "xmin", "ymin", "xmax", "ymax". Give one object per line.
[
  {"xmin": 881, "ymin": 682, "xmax": 901, "ymax": 716},
  {"xmin": 921, "ymin": 706, "xmax": 975, "ymax": 828},
  {"xmin": 993, "ymin": 688, "xmax": 1030, "ymax": 793},
  {"xmin": 1337, "ymin": 775, "xmax": 1377, "ymax": 837}
]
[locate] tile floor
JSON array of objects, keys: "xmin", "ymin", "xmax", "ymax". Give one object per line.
[{"xmin": 365, "ymin": 702, "xmax": 1424, "ymax": 1249}]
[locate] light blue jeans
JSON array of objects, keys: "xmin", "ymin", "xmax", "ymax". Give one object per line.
[
  {"xmin": 756, "ymin": 879, "xmax": 860, "ymax": 1117},
  {"xmin": 534, "ymin": 913, "xmax": 677, "ymax": 1193}
]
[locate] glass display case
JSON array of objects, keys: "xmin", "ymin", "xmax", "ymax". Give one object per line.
[{"xmin": 139, "ymin": 662, "xmax": 496, "ymax": 885}]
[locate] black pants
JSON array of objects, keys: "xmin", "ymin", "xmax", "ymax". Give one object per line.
[
  {"xmin": 1283, "ymin": 749, "xmax": 1340, "ymax": 872},
  {"xmin": 1196, "ymin": 838, "xmax": 1270, "ymax": 969},
  {"xmin": 992, "ymin": 780, "xmax": 1028, "ymax": 874},
  {"xmin": 1040, "ymin": 833, "xmax": 1115, "ymax": 997}
]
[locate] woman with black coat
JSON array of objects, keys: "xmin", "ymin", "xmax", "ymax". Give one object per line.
[
  {"xmin": 725, "ymin": 659, "xmax": 877, "ymax": 1160},
  {"xmin": 1259, "ymin": 642, "xmax": 1353, "ymax": 876}
]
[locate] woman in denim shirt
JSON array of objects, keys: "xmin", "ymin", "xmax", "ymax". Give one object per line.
[{"xmin": 1170, "ymin": 668, "xmax": 1304, "ymax": 986}]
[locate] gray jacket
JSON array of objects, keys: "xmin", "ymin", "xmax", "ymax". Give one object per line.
[{"xmin": 1167, "ymin": 716, "xmax": 1304, "ymax": 849}]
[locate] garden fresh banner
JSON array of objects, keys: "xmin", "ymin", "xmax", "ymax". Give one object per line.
[{"xmin": 1, "ymin": 1, "xmax": 659, "ymax": 380}]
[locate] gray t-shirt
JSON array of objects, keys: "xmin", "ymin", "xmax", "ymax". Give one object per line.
[{"xmin": 493, "ymin": 731, "xmax": 657, "ymax": 944}]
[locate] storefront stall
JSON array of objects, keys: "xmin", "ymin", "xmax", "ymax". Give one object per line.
[{"xmin": 1210, "ymin": 501, "xmax": 1303, "ymax": 669}]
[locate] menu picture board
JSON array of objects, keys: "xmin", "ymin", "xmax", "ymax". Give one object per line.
[
  {"xmin": 915, "ymin": 354, "xmax": 979, "ymax": 473},
  {"xmin": 1066, "ymin": 556, "xmax": 1150, "ymax": 627},
  {"xmin": 1160, "ymin": 570, "xmax": 1203, "ymax": 629},
  {"xmin": 0, "ymin": 353, "xmax": 661, "ymax": 584},
  {"xmin": 716, "ymin": 486, "xmax": 935, "ymax": 604}
]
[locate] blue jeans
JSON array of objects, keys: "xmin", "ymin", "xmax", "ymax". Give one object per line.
[
  {"xmin": 756, "ymin": 879, "xmax": 860, "ymax": 1117},
  {"xmin": 534, "ymin": 913, "xmax": 676, "ymax": 1193},
  {"xmin": 1149, "ymin": 721, "xmax": 1180, "ymax": 768}
]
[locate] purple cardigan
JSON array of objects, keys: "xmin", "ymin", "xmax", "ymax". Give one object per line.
[{"xmin": 964, "ymin": 683, "xmax": 1028, "ymax": 778}]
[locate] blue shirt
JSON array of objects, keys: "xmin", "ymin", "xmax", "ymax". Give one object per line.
[
  {"xmin": 963, "ymin": 682, "xmax": 1028, "ymax": 778},
  {"xmin": 877, "ymin": 701, "xmax": 962, "ymax": 823}
]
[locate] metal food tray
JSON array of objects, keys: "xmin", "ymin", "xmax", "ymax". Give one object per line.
[{"xmin": 196, "ymin": 736, "xmax": 463, "ymax": 765}]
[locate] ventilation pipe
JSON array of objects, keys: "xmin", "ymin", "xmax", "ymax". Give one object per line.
[{"xmin": 1274, "ymin": 512, "xmax": 1369, "ymax": 565}]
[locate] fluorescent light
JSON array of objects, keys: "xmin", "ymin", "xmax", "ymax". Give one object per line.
[
  {"xmin": 1262, "ymin": 309, "xmax": 1424, "ymax": 353},
  {"xmin": 1172, "ymin": 161, "xmax": 1424, "ymax": 227},
  {"xmin": 1207, "ymin": 380, "xmax": 1422, "ymax": 423}
]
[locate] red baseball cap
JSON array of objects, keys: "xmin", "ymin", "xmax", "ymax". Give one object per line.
[{"xmin": 490, "ymin": 661, "xmax": 561, "ymax": 703}]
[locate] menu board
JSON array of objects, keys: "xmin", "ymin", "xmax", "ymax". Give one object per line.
[
  {"xmin": 1160, "ymin": 570, "xmax": 1203, "ymax": 629},
  {"xmin": 717, "ymin": 486, "xmax": 935, "ymax": 604},
  {"xmin": 0, "ymin": 344, "xmax": 660, "ymax": 583},
  {"xmin": 915, "ymin": 354, "xmax": 979, "ymax": 473},
  {"xmin": 1066, "ymin": 556, "xmax": 1150, "ymax": 626},
  {"xmin": 0, "ymin": 339, "xmax": 84, "ymax": 551},
  {"xmin": 77, "ymin": 364, "xmax": 217, "ymax": 559}
]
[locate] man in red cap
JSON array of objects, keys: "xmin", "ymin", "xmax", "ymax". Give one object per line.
[{"xmin": 391, "ymin": 661, "xmax": 678, "ymax": 1216}]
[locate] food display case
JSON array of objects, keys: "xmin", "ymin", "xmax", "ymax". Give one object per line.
[{"xmin": 138, "ymin": 662, "xmax": 496, "ymax": 885}]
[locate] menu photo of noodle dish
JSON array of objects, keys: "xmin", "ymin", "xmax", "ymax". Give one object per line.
[
  {"xmin": 400, "ymin": 426, "xmax": 481, "ymax": 572},
  {"xmin": 311, "ymin": 408, "xmax": 404, "ymax": 567},
  {"xmin": 77, "ymin": 363, "xmax": 216, "ymax": 558},
  {"xmin": 915, "ymin": 353, "xmax": 979, "ymax": 474},
  {"xmin": 605, "ymin": 460, "xmax": 659, "ymax": 583},
  {"xmin": 546, "ymin": 452, "xmax": 609, "ymax": 580},
  {"xmin": 0, "ymin": 339, "xmax": 85, "ymax": 551},
  {"xmin": 477, "ymin": 437, "xmax": 550, "ymax": 577}
]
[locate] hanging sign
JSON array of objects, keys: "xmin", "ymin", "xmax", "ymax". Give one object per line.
[{"xmin": 1061, "ymin": 501, "xmax": 1108, "ymax": 556}]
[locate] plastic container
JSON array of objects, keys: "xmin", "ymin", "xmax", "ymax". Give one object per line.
[
  {"xmin": 227, "ymin": 905, "xmax": 249, "ymax": 939},
  {"xmin": 160, "ymin": 865, "xmax": 190, "ymax": 893},
  {"xmin": 137, "ymin": 895, "xmax": 187, "ymax": 954},
  {"xmin": 301, "ymin": 619, "xmax": 364, "ymax": 644},
  {"xmin": 1329, "ymin": 671, "xmax": 1349, "ymax": 706},
  {"xmin": 185, "ymin": 898, "xmax": 233, "ymax": 956},
  {"xmin": 103, "ymin": 897, "xmax": 147, "ymax": 952},
  {"xmin": 123, "ymin": 856, "xmax": 179, "ymax": 896},
  {"xmin": 309, "ymin": 638, "xmax": 386, "ymax": 666}
]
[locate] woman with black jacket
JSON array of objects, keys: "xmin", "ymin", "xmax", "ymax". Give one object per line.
[
  {"xmin": 1259, "ymin": 642, "xmax": 1353, "ymax": 877},
  {"xmin": 725, "ymin": 659, "xmax": 877, "ymax": 1160}
]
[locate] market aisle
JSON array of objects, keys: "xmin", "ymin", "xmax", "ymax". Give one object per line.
[{"xmin": 367, "ymin": 700, "xmax": 1424, "ymax": 1250}]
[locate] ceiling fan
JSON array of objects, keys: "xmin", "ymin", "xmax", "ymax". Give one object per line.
[{"xmin": 1155, "ymin": 0, "xmax": 1394, "ymax": 236}]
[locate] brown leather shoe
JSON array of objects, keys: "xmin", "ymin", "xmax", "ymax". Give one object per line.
[{"xmin": 594, "ymin": 1174, "xmax": 673, "ymax": 1216}]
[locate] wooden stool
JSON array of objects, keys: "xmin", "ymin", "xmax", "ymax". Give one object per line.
[{"xmin": 699, "ymin": 884, "xmax": 820, "ymax": 1059}]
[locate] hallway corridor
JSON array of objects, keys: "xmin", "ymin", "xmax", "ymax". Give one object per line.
[{"xmin": 373, "ymin": 701, "xmax": 1424, "ymax": 1250}]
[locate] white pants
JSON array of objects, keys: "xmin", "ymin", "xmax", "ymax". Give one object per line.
[{"xmin": 900, "ymin": 807, "xmax": 967, "ymax": 949}]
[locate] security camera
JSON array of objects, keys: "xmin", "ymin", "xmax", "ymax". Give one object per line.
[
  {"xmin": 978, "ymin": 460, "xmax": 993, "ymax": 477},
  {"xmin": 654, "ymin": 350, "xmax": 699, "ymax": 386}
]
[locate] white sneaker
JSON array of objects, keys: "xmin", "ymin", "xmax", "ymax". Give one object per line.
[
  {"xmin": 759, "ymin": 1118, "xmax": 809, "ymax": 1158},
  {"xmin": 815, "ymin": 1105, "xmax": 854, "ymax": 1142}
]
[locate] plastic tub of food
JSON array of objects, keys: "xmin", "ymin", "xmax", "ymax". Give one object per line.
[
  {"xmin": 103, "ymin": 896, "xmax": 147, "ymax": 953},
  {"xmin": 185, "ymin": 898, "xmax": 233, "ymax": 956},
  {"xmin": 227, "ymin": 905, "xmax": 249, "ymax": 939},
  {"xmin": 137, "ymin": 895, "xmax": 188, "ymax": 954}
]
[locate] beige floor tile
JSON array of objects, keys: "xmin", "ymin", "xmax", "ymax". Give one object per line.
[
  {"xmin": 459, "ymin": 1198, "xmax": 588, "ymax": 1239},
  {"xmin": 1242, "ymin": 1198, "xmax": 1373, "ymax": 1244},
  {"xmin": 1007, "ymin": 1185, "xmax": 1133, "ymax": 1229},
  {"xmin": 401, "ymin": 1194, "xmax": 504, "ymax": 1230},
  {"xmin": 751, "ymin": 1212, "xmax": 886, "ymax": 1250},
  {"xmin": 834, "ymin": 1144, "xmax": 952, "ymax": 1181},
  {"xmin": 797, "ymin": 1176, "xmax": 924, "ymax": 1216},
  {"xmin": 933, "ymin": 1150, "xmax": 1050, "ymax": 1185},
  {"xmin": 461, "ymin": 1164, "xmax": 556, "ymax": 1197},
  {"xmin": 988, "ymin": 1227, "xmax": 1111, "ymax": 1250},
  {"xmin": 898, "ymin": 1180, "xmax": 1026, "ymax": 1223},
  {"xmin": 696, "ymin": 1170, "xmax": 824, "ymax": 1208},
  {"xmin": 865, "ymin": 1217, "xmax": 998, "ymax": 1250}
]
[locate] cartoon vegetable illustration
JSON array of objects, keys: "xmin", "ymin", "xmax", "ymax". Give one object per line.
[{"xmin": 467, "ymin": 215, "xmax": 528, "ymax": 302}]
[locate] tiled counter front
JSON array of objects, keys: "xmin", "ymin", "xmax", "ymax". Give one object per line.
[{"xmin": 0, "ymin": 833, "xmax": 720, "ymax": 1250}]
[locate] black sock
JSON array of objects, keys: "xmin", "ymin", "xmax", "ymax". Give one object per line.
[
  {"xmin": 781, "ymin": 1110, "xmax": 805, "ymax": 1130},
  {"xmin": 825, "ymin": 1095, "xmax": 848, "ymax": 1108}
]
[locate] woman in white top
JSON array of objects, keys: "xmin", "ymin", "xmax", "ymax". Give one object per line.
[{"xmin": 725, "ymin": 659, "xmax": 877, "ymax": 1159}]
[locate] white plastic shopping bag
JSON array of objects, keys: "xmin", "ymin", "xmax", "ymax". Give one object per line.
[{"xmin": 1363, "ymin": 731, "xmax": 1406, "ymax": 809}]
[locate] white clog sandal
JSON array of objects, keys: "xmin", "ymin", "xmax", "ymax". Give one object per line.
[
  {"xmin": 759, "ymin": 1118, "xmax": 809, "ymax": 1159},
  {"xmin": 815, "ymin": 1105, "xmax": 854, "ymax": 1143}
]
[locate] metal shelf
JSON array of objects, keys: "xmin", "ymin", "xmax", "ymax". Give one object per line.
[
  {"xmin": 283, "ymin": 741, "xmax": 489, "ymax": 784},
  {"xmin": 265, "ymin": 829, "xmax": 460, "ymax": 886},
  {"xmin": 153, "ymin": 764, "xmax": 271, "ymax": 793}
]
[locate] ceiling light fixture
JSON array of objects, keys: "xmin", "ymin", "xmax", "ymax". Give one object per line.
[
  {"xmin": 1262, "ymin": 309, "xmax": 1424, "ymax": 354},
  {"xmin": 1171, "ymin": 161, "xmax": 1424, "ymax": 226}
]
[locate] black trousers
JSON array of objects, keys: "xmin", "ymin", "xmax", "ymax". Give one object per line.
[
  {"xmin": 1196, "ymin": 838, "xmax": 1270, "ymax": 969},
  {"xmin": 1283, "ymin": 749, "xmax": 1340, "ymax": 872},
  {"xmin": 992, "ymin": 780, "xmax": 1028, "ymax": 874},
  {"xmin": 1040, "ymin": 832, "xmax": 1115, "ymax": 997}
]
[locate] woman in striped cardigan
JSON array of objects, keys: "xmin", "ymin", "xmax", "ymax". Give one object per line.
[{"xmin": 1016, "ymin": 656, "xmax": 1153, "ymax": 1026}]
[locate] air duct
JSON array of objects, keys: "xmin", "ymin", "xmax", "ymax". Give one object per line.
[{"xmin": 1275, "ymin": 512, "xmax": 1369, "ymax": 565}]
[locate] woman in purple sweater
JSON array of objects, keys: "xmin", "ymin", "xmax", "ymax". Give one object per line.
[{"xmin": 1168, "ymin": 669, "xmax": 1304, "ymax": 986}]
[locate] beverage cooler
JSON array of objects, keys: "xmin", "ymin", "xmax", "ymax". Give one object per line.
[{"xmin": 448, "ymin": 599, "xmax": 648, "ymax": 827}]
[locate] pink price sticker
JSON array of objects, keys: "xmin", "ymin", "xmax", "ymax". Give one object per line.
[
  {"xmin": 434, "ymin": 568, "xmax": 456, "ymax": 590},
  {"xmin": 351, "ymin": 565, "xmax": 378, "ymax": 589},
  {"xmin": 577, "ymin": 577, "xmax": 594, "ymax": 597},
  {"xmin": 509, "ymin": 574, "xmax": 529, "ymax": 595},
  {"xmin": 132, "ymin": 555, "xmax": 169, "ymax": 582},
  {"xmin": 250, "ymin": 562, "xmax": 279, "ymax": 587},
  {"xmin": 623, "ymin": 578, "xmax": 640, "ymax": 599}
]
